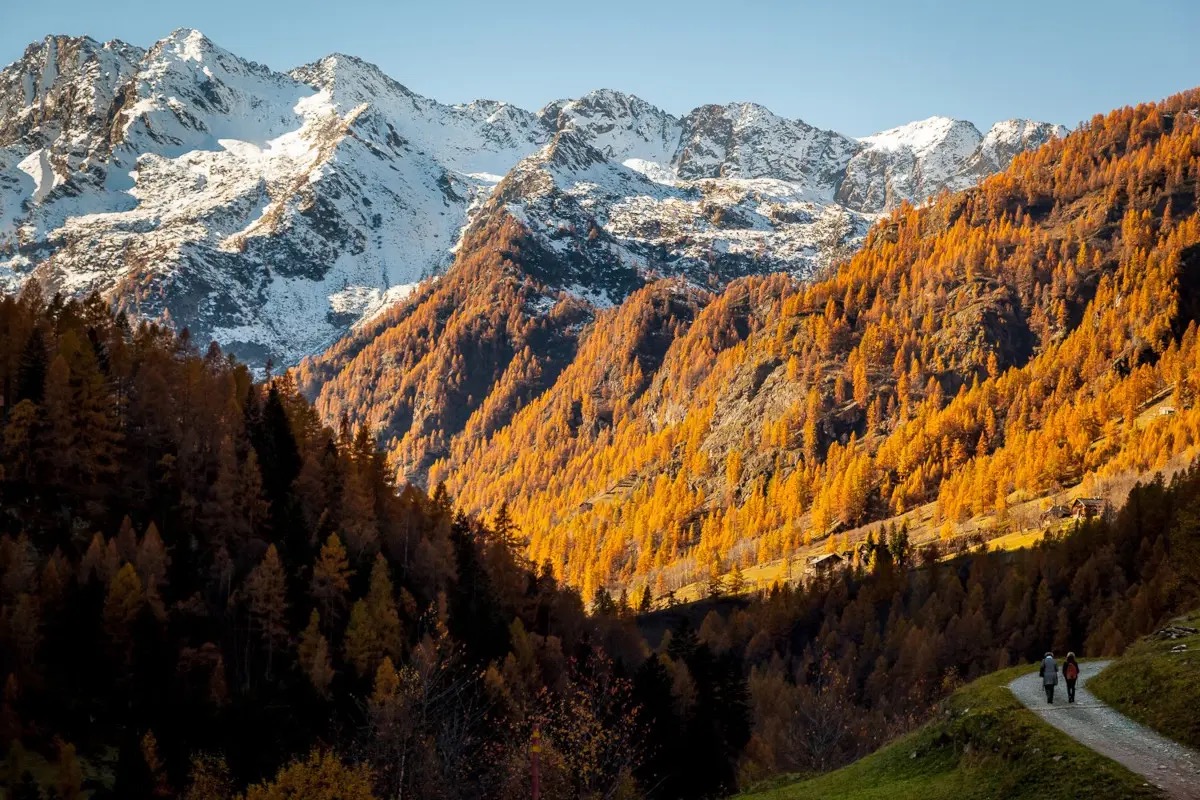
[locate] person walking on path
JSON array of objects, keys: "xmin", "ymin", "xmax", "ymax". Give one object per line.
[
  {"xmin": 1063, "ymin": 652, "xmax": 1080, "ymax": 703},
  {"xmin": 1009, "ymin": 660, "xmax": 1200, "ymax": 799},
  {"xmin": 1039, "ymin": 651, "xmax": 1058, "ymax": 703}
]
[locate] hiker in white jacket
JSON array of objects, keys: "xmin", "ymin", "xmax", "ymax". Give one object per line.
[{"xmin": 1039, "ymin": 652, "xmax": 1058, "ymax": 704}]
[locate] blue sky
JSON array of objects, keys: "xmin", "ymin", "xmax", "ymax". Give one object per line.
[{"xmin": 4, "ymin": 0, "xmax": 1198, "ymax": 136}]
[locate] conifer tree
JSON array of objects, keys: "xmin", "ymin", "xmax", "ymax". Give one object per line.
[
  {"xmin": 344, "ymin": 600, "xmax": 380, "ymax": 679},
  {"xmin": 246, "ymin": 545, "xmax": 290, "ymax": 676},
  {"xmin": 136, "ymin": 522, "xmax": 170, "ymax": 618},
  {"xmin": 638, "ymin": 584, "xmax": 653, "ymax": 614},
  {"xmin": 42, "ymin": 355, "xmax": 72, "ymax": 483},
  {"xmin": 103, "ymin": 563, "xmax": 144, "ymax": 653},
  {"xmin": 366, "ymin": 555, "xmax": 401, "ymax": 662},
  {"xmin": 728, "ymin": 563, "xmax": 747, "ymax": 595},
  {"xmin": 56, "ymin": 742, "xmax": 82, "ymax": 800},
  {"xmin": 706, "ymin": 556, "xmax": 726, "ymax": 599},
  {"xmin": 592, "ymin": 586, "xmax": 616, "ymax": 615},
  {"xmin": 299, "ymin": 610, "xmax": 334, "ymax": 697},
  {"xmin": 491, "ymin": 500, "xmax": 524, "ymax": 556},
  {"xmin": 7, "ymin": 594, "xmax": 40, "ymax": 681},
  {"xmin": 15, "ymin": 327, "xmax": 47, "ymax": 405},
  {"xmin": 341, "ymin": 465, "xmax": 378, "ymax": 560},
  {"xmin": 311, "ymin": 533, "xmax": 352, "ymax": 621},
  {"xmin": 1, "ymin": 401, "xmax": 38, "ymax": 483},
  {"xmin": 200, "ymin": 436, "xmax": 249, "ymax": 550}
]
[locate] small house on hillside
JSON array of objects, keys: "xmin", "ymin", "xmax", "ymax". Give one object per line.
[
  {"xmin": 1071, "ymin": 497, "xmax": 1107, "ymax": 520},
  {"xmin": 1040, "ymin": 504, "xmax": 1071, "ymax": 525},
  {"xmin": 807, "ymin": 553, "xmax": 844, "ymax": 574}
]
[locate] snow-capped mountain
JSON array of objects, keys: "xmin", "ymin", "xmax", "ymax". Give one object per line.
[
  {"xmin": 838, "ymin": 116, "xmax": 1066, "ymax": 211},
  {"xmin": 0, "ymin": 29, "xmax": 1066, "ymax": 365}
]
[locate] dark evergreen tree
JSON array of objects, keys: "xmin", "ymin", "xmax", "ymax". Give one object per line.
[{"xmin": 15, "ymin": 328, "xmax": 47, "ymax": 405}]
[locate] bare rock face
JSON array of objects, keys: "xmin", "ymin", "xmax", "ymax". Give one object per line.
[{"xmin": 0, "ymin": 29, "xmax": 1064, "ymax": 366}]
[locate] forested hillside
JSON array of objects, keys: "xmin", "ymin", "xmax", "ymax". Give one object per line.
[
  {"xmin": 0, "ymin": 292, "xmax": 685, "ymax": 799},
  {"xmin": 3, "ymin": 289, "xmax": 1200, "ymax": 799},
  {"xmin": 306, "ymin": 88, "xmax": 1200, "ymax": 599}
]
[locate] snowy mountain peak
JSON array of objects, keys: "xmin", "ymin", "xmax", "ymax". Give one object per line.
[
  {"xmin": 0, "ymin": 34, "xmax": 142, "ymax": 147},
  {"xmin": 836, "ymin": 114, "xmax": 1067, "ymax": 213},
  {"xmin": 720, "ymin": 101, "xmax": 792, "ymax": 127},
  {"xmin": 859, "ymin": 116, "xmax": 983, "ymax": 157},
  {"xmin": 675, "ymin": 102, "xmax": 858, "ymax": 197},
  {"xmin": 141, "ymin": 27, "xmax": 279, "ymax": 90},
  {"xmin": 539, "ymin": 89, "xmax": 681, "ymax": 169},
  {"xmin": 977, "ymin": 118, "xmax": 1070, "ymax": 166},
  {"xmin": 291, "ymin": 52, "xmax": 419, "ymax": 107},
  {"xmin": 0, "ymin": 29, "xmax": 1066, "ymax": 366},
  {"xmin": 155, "ymin": 28, "xmax": 218, "ymax": 62}
]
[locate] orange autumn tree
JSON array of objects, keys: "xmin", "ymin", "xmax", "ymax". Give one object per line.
[{"xmin": 305, "ymin": 88, "xmax": 1200, "ymax": 598}]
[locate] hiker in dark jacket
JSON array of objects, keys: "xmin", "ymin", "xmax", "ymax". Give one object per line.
[
  {"xmin": 1063, "ymin": 652, "xmax": 1080, "ymax": 703},
  {"xmin": 1039, "ymin": 651, "xmax": 1058, "ymax": 703}
]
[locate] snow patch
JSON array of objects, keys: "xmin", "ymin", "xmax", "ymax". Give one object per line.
[{"xmin": 17, "ymin": 149, "xmax": 59, "ymax": 204}]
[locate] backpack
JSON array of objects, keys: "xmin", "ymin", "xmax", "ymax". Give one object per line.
[{"xmin": 1064, "ymin": 661, "xmax": 1079, "ymax": 680}]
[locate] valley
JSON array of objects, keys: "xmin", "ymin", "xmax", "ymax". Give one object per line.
[{"xmin": 2, "ymin": 13, "xmax": 1200, "ymax": 800}]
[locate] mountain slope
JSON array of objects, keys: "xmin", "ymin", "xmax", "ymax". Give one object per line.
[
  {"xmin": 0, "ymin": 29, "xmax": 1060, "ymax": 365},
  {"xmin": 310, "ymin": 88, "xmax": 1200, "ymax": 596}
]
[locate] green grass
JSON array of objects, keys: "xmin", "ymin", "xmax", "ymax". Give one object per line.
[
  {"xmin": 1089, "ymin": 609, "xmax": 1200, "ymax": 750},
  {"xmin": 735, "ymin": 666, "xmax": 1161, "ymax": 800}
]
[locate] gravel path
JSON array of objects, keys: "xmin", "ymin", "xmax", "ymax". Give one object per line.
[{"xmin": 1008, "ymin": 660, "xmax": 1200, "ymax": 799}]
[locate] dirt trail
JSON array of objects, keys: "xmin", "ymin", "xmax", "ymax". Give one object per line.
[{"xmin": 1008, "ymin": 660, "xmax": 1200, "ymax": 799}]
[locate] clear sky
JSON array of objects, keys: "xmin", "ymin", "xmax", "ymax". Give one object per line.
[{"xmin": 4, "ymin": 0, "xmax": 1198, "ymax": 136}]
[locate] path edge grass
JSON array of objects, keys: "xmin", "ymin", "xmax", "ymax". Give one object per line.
[{"xmin": 1089, "ymin": 610, "xmax": 1200, "ymax": 751}]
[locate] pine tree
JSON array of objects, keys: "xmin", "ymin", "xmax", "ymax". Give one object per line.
[
  {"xmin": 299, "ymin": 610, "xmax": 334, "ymax": 697},
  {"xmin": 246, "ymin": 545, "xmax": 290, "ymax": 676},
  {"xmin": 15, "ymin": 327, "xmax": 47, "ymax": 405},
  {"xmin": 56, "ymin": 742, "xmax": 82, "ymax": 800},
  {"xmin": 239, "ymin": 449, "xmax": 271, "ymax": 543},
  {"xmin": 8, "ymin": 594, "xmax": 40, "ymax": 680},
  {"xmin": 115, "ymin": 516, "xmax": 139, "ymax": 563},
  {"xmin": 706, "ymin": 555, "xmax": 726, "ymax": 599},
  {"xmin": 344, "ymin": 600, "xmax": 380, "ymax": 679},
  {"xmin": 592, "ymin": 586, "xmax": 616, "ymax": 615},
  {"xmin": 209, "ymin": 655, "xmax": 229, "ymax": 707},
  {"xmin": 311, "ymin": 533, "xmax": 352, "ymax": 621},
  {"xmin": 638, "ymin": 584, "xmax": 653, "ymax": 614},
  {"xmin": 491, "ymin": 500, "xmax": 525, "ymax": 556},
  {"xmin": 136, "ymin": 522, "xmax": 170, "ymax": 618},
  {"xmin": 103, "ymin": 563, "xmax": 145, "ymax": 653},
  {"xmin": 42, "ymin": 355, "xmax": 73, "ymax": 483},
  {"xmin": 365, "ymin": 555, "xmax": 401, "ymax": 662},
  {"xmin": 341, "ymin": 463, "xmax": 379, "ymax": 560},
  {"xmin": 64, "ymin": 330, "xmax": 122, "ymax": 484},
  {"xmin": 728, "ymin": 563, "xmax": 747, "ymax": 595},
  {"xmin": 200, "ymin": 435, "xmax": 249, "ymax": 550},
  {"xmin": 141, "ymin": 731, "xmax": 171, "ymax": 798},
  {"xmin": 1, "ymin": 400, "xmax": 38, "ymax": 483},
  {"xmin": 343, "ymin": 556, "xmax": 403, "ymax": 679}
]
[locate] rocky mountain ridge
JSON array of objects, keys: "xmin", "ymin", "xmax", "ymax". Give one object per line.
[{"xmin": 0, "ymin": 28, "xmax": 1065, "ymax": 364}]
